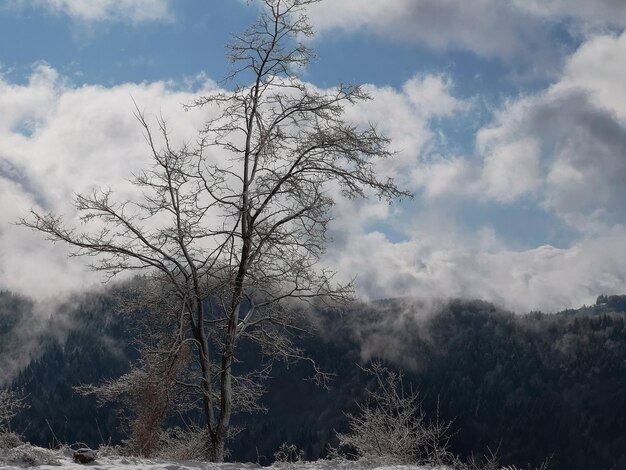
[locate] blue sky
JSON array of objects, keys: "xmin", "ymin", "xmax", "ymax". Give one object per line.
[
  {"xmin": 0, "ymin": 1, "xmax": 546, "ymax": 90},
  {"xmin": 2, "ymin": 0, "xmax": 626, "ymax": 312}
]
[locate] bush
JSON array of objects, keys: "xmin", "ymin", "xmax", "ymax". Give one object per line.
[
  {"xmin": 274, "ymin": 443, "xmax": 305, "ymax": 463},
  {"xmin": 0, "ymin": 388, "xmax": 26, "ymax": 455},
  {"xmin": 154, "ymin": 424, "xmax": 212, "ymax": 460},
  {"xmin": 334, "ymin": 362, "xmax": 452, "ymax": 466},
  {"xmin": 334, "ymin": 362, "xmax": 552, "ymax": 470},
  {"xmin": 0, "ymin": 388, "xmax": 25, "ymax": 432},
  {"xmin": 0, "ymin": 431, "xmax": 23, "ymax": 450},
  {"xmin": 0, "ymin": 444, "xmax": 61, "ymax": 467}
]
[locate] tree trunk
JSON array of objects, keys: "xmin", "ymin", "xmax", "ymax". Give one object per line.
[
  {"xmin": 190, "ymin": 301, "xmax": 220, "ymax": 460},
  {"xmin": 209, "ymin": 233, "xmax": 249, "ymax": 461},
  {"xmin": 210, "ymin": 433, "xmax": 227, "ymax": 462},
  {"xmin": 210, "ymin": 298, "xmax": 240, "ymax": 461}
]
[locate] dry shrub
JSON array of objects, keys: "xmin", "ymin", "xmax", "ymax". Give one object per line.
[
  {"xmin": 154, "ymin": 424, "xmax": 212, "ymax": 460},
  {"xmin": 334, "ymin": 362, "xmax": 452, "ymax": 466}
]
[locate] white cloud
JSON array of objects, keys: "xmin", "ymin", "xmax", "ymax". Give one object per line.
[
  {"xmin": 19, "ymin": 0, "xmax": 172, "ymax": 23},
  {"xmin": 308, "ymin": 0, "xmax": 549, "ymax": 63},
  {"xmin": 412, "ymin": 156, "xmax": 477, "ymax": 200},
  {"xmin": 561, "ymin": 33, "xmax": 626, "ymax": 117},
  {"xmin": 350, "ymin": 84, "xmax": 431, "ymax": 169},
  {"xmin": 402, "ymin": 75, "xmax": 468, "ymax": 118},
  {"xmin": 0, "ymin": 64, "xmax": 213, "ymax": 299},
  {"xmin": 325, "ymin": 225, "xmax": 626, "ymax": 313},
  {"xmin": 476, "ymin": 30, "xmax": 626, "ymax": 230},
  {"xmin": 481, "ymin": 138, "xmax": 541, "ymax": 202},
  {"xmin": 342, "ymin": 74, "xmax": 471, "ymax": 190},
  {"xmin": 307, "ymin": 0, "xmax": 626, "ymax": 72}
]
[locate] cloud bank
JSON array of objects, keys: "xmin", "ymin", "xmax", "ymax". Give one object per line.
[
  {"xmin": 3, "ymin": 29, "xmax": 626, "ymax": 313},
  {"xmin": 324, "ymin": 31, "xmax": 626, "ymax": 313}
]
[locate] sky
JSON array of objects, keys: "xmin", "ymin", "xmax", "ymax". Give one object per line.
[{"xmin": 1, "ymin": 0, "xmax": 626, "ymax": 313}]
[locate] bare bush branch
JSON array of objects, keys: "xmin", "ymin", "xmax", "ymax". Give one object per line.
[
  {"xmin": 0, "ymin": 389, "xmax": 26, "ymax": 434},
  {"xmin": 335, "ymin": 362, "xmax": 452, "ymax": 466}
]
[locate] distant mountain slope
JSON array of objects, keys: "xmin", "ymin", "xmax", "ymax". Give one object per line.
[
  {"xmin": 2, "ymin": 290, "xmax": 626, "ymax": 469},
  {"xmin": 2, "ymin": 288, "xmax": 137, "ymax": 446},
  {"xmin": 0, "ymin": 291, "xmax": 40, "ymax": 387}
]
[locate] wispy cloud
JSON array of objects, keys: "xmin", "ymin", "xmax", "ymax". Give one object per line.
[
  {"xmin": 307, "ymin": 0, "xmax": 626, "ymax": 74},
  {"xmin": 11, "ymin": 0, "xmax": 173, "ymax": 23},
  {"xmin": 512, "ymin": 0, "xmax": 626, "ymax": 26}
]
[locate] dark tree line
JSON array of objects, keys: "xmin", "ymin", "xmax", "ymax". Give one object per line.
[{"xmin": 2, "ymin": 289, "xmax": 626, "ymax": 469}]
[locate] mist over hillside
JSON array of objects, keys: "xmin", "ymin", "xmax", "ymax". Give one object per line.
[
  {"xmin": 1, "ymin": 287, "xmax": 625, "ymax": 469},
  {"xmin": 0, "ymin": 292, "xmax": 75, "ymax": 387}
]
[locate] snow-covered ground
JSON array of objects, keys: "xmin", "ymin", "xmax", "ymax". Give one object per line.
[{"xmin": 0, "ymin": 445, "xmax": 443, "ymax": 470}]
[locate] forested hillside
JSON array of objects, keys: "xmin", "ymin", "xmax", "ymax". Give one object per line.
[{"xmin": 2, "ymin": 290, "xmax": 625, "ymax": 469}]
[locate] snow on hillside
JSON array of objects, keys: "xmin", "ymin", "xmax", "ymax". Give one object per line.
[{"xmin": 0, "ymin": 445, "xmax": 445, "ymax": 470}]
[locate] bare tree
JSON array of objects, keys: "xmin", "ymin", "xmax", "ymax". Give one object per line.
[
  {"xmin": 75, "ymin": 279, "xmax": 199, "ymax": 457},
  {"xmin": 21, "ymin": 0, "xmax": 409, "ymax": 461},
  {"xmin": 76, "ymin": 325, "xmax": 191, "ymax": 456}
]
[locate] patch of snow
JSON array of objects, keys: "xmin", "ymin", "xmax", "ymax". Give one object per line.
[
  {"xmin": 0, "ymin": 444, "xmax": 450, "ymax": 470},
  {"xmin": 0, "ymin": 446, "xmax": 447, "ymax": 470}
]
